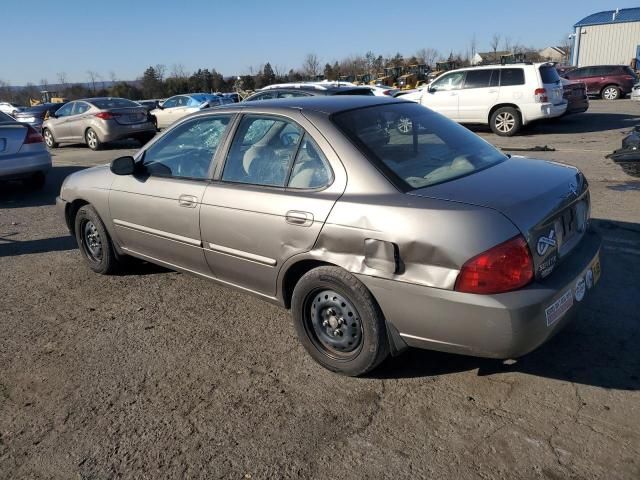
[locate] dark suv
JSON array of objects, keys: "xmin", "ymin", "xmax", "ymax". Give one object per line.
[
  {"xmin": 563, "ymin": 65, "xmax": 638, "ymax": 100},
  {"xmin": 244, "ymin": 83, "xmax": 374, "ymax": 101}
]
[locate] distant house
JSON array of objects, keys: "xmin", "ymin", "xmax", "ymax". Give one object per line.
[
  {"xmin": 471, "ymin": 51, "xmax": 511, "ymax": 65},
  {"xmin": 539, "ymin": 46, "xmax": 570, "ymax": 63}
]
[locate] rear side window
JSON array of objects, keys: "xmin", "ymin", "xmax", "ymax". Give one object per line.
[
  {"xmin": 500, "ymin": 69, "xmax": 525, "ymax": 86},
  {"xmin": 539, "ymin": 65, "xmax": 561, "ymax": 84},
  {"xmin": 464, "ymin": 70, "xmax": 492, "ymax": 89}
]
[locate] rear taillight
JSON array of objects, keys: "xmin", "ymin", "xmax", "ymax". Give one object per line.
[
  {"xmin": 383, "ymin": 90, "xmax": 393, "ymax": 96},
  {"xmin": 455, "ymin": 235, "xmax": 534, "ymax": 294},
  {"xmin": 24, "ymin": 125, "xmax": 43, "ymax": 144},
  {"xmin": 534, "ymin": 88, "xmax": 548, "ymax": 103},
  {"xmin": 95, "ymin": 112, "xmax": 113, "ymax": 120}
]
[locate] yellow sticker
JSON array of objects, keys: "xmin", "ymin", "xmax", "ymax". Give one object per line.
[{"xmin": 592, "ymin": 255, "xmax": 601, "ymax": 285}]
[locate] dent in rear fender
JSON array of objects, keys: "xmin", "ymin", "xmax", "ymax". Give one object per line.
[{"xmin": 295, "ymin": 193, "xmax": 521, "ymax": 290}]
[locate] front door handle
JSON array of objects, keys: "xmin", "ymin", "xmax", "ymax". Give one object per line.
[
  {"xmin": 285, "ymin": 210, "xmax": 313, "ymax": 226},
  {"xmin": 178, "ymin": 194, "xmax": 198, "ymax": 208}
]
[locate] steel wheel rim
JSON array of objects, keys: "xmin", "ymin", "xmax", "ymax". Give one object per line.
[
  {"xmin": 82, "ymin": 220, "xmax": 103, "ymax": 262},
  {"xmin": 305, "ymin": 289, "xmax": 363, "ymax": 359},
  {"xmin": 604, "ymin": 87, "xmax": 617, "ymax": 100},
  {"xmin": 44, "ymin": 130, "xmax": 53, "ymax": 146},
  {"xmin": 398, "ymin": 117, "xmax": 413, "ymax": 134},
  {"xmin": 87, "ymin": 130, "xmax": 97, "ymax": 149},
  {"xmin": 496, "ymin": 112, "xmax": 515, "ymax": 133}
]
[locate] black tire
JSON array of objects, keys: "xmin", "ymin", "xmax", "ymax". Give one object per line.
[
  {"xmin": 26, "ymin": 172, "xmax": 46, "ymax": 190},
  {"xmin": 291, "ymin": 266, "xmax": 389, "ymax": 376},
  {"xmin": 74, "ymin": 205, "xmax": 119, "ymax": 274},
  {"xmin": 490, "ymin": 106, "xmax": 521, "ymax": 136},
  {"xmin": 42, "ymin": 128, "xmax": 58, "ymax": 148},
  {"xmin": 601, "ymin": 85, "xmax": 621, "ymax": 100},
  {"xmin": 85, "ymin": 128, "xmax": 103, "ymax": 151},
  {"xmin": 150, "ymin": 115, "xmax": 158, "ymax": 131}
]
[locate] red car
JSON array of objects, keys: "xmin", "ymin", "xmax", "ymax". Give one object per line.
[
  {"xmin": 561, "ymin": 78, "xmax": 589, "ymax": 115},
  {"xmin": 562, "ymin": 65, "xmax": 638, "ymax": 100}
]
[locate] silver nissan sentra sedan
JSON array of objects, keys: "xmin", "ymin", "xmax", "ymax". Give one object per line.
[{"xmin": 57, "ymin": 96, "xmax": 601, "ymax": 376}]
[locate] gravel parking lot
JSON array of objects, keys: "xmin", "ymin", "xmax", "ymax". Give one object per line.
[{"xmin": 1, "ymin": 100, "xmax": 639, "ymax": 479}]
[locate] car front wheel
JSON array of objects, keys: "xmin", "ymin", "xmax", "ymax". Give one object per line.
[
  {"xmin": 490, "ymin": 107, "xmax": 521, "ymax": 136},
  {"xmin": 74, "ymin": 205, "xmax": 119, "ymax": 274},
  {"xmin": 291, "ymin": 266, "xmax": 389, "ymax": 376},
  {"xmin": 601, "ymin": 85, "xmax": 621, "ymax": 100},
  {"xmin": 43, "ymin": 128, "xmax": 58, "ymax": 148}
]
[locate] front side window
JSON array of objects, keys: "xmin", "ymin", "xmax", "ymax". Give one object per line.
[
  {"xmin": 500, "ymin": 68, "xmax": 525, "ymax": 86},
  {"xmin": 333, "ymin": 102, "xmax": 506, "ymax": 190},
  {"xmin": 56, "ymin": 103, "xmax": 74, "ymax": 117},
  {"xmin": 463, "ymin": 69, "xmax": 492, "ymax": 89},
  {"xmin": 431, "ymin": 71, "xmax": 465, "ymax": 91},
  {"xmin": 142, "ymin": 115, "xmax": 230, "ymax": 180},
  {"xmin": 222, "ymin": 116, "xmax": 304, "ymax": 187},
  {"xmin": 161, "ymin": 96, "xmax": 180, "ymax": 109},
  {"xmin": 278, "ymin": 91, "xmax": 309, "ymax": 98}
]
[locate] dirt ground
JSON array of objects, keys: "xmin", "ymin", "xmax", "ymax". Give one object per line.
[{"xmin": 1, "ymin": 99, "xmax": 639, "ymax": 479}]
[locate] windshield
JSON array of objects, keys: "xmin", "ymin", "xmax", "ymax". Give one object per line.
[{"xmin": 332, "ymin": 102, "xmax": 507, "ymax": 190}]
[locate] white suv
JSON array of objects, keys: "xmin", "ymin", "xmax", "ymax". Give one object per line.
[{"xmin": 402, "ymin": 63, "xmax": 567, "ymax": 136}]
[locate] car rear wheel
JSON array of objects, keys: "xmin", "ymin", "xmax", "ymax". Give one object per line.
[
  {"xmin": 291, "ymin": 266, "xmax": 389, "ymax": 376},
  {"xmin": 43, "ymin": 128, "xmax": 58, "ymax": 148},
  {"xmin": 136, "ymin": 133, "xmax": 155, "ymax": 146},
  {"xmin": 490, "ymin": 107, "xmax": 521, "ymax": 136},
  {"xmin": 74, "ymin": 205, "xmax": 119, "ymax": 274},
  {"xmin": 601, "ymin": 85, "xmax": 621, "ymax": 100},
  {"xmin": 85, "ymin": 128, "xmax": 103, "ymax": 151}
]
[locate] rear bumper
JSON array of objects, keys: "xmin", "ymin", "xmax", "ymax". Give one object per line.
[
  {"xmin": 358, "ymin": 230, "xmax": 602, "ymax": 359},
  {"xmin": 96, "ymin": 121, "xmax": 156, "ymax": 143},
  {"xmin": 522, "ymin": 102, "xmax": 567, "ymax": 123},
  {"xmin": 0, "ymin": 150, "xmax": 52, "ymax": 179},
  {"xmin": 564, "ymin": 98, "xmax": 589, "ymax": 115}
]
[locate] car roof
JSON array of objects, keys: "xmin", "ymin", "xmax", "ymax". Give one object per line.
[
  {"xmin": 223, "ymin": 95, "xmax": 405, "ymax": 115},
  {"xmin": 257, "ymin": 83, "xmax": 372, "ymax": 94}
]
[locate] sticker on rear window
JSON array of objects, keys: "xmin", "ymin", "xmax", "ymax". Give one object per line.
[{"xmin": 545, "ymin": 289, "xmax": 573, "ymax": 327}]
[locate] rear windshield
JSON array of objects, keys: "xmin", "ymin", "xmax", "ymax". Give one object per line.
[
  {"xmin": 333, "ymin": 88, "xmax": 374, "ymax": 96},
  {"xmin": 89, "ymin": 98, "xmax": 139, "ymax": 109},
  {"xmin": 539, "ymin": 65, "xmax": 561, "ymax": 84},
  {"xmin": 333, "ymin": 102, "xmax": 506, "ymax": 190},
  {"xmin": 0, "ymin": 111, "xmax": 14, "ymax": 122}
]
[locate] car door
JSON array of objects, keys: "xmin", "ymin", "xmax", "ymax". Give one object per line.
[
  {"xmin": 420, "ymin": 71, "xmax": 465, "ymax": 120},
  {"xmin": 457, "ymin": 69, "xmax": 499, "ymax": 122},
  {"xmin": 109, "ymin": 114, "xmax": 233, "ymax": 274},
  {"xmin": 567, "ymin": 67, "xmax": 596, "ymax": 95},
  {"xmin": 199, "ymin": 114, "xmax": 346, "ymax": 297},
  {"xmin": 496, "ymin": 68, "xmax": 526, "ymax": 104},
  {"xmin": 154, "ymin": 96, "xmax": 180, "ymax": 128},
  {"xmin": 48, "ymin": 102, "xmax": 75, "ymax": 140},
  {"xmin": 66, "ymin": 101, "xmax": 92, "ymax": 142}
]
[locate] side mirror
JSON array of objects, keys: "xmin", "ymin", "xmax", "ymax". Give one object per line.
[
  {"xmin": 428, "ymin": 87, "xmax": 436, "ymax": 93},
  {"xmin": 110, "ymin": 156, "xmax": 136, "ymax": 175},
  {"xmin": 48, "ymin": 111, "xmax": 57, "ymax": 119}
]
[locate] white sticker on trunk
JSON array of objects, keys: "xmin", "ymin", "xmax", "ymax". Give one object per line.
[{"xmin": 545, "ymin": 289, "xmax": 574, "ymax": 327}]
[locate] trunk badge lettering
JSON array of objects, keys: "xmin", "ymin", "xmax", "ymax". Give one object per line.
[{"xmin": 536, "ymin": 229, "xmax": 556, "ymax": 256}]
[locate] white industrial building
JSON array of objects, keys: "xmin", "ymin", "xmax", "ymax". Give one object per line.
[{"xmin": 571, "ymin": 7, "xmax": 640, "ymax": 66}]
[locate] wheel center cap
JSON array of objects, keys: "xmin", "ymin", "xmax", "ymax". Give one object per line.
[{"xmin": 328, "ymin": 316, "xmax": 339, "ymax": 329}]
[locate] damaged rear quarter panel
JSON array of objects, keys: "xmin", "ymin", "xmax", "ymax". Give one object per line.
[{"xmin": 310, "ymin": 193, "xmax": 520, "ymax": 290}]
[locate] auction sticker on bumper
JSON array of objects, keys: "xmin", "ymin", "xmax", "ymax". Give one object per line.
[{"xmin": 545, "ymin": 289, "xmax": 574, "ymax": 327}]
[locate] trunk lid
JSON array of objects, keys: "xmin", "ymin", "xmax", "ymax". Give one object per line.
[
  {"xmin": 408, "ymin": 156, "xmax": 590, "ymax": 279},
  {"xmin": 109, "ymin": 107, "xmax": 148, "ymax": 125},
  {"xmin": 0, "ymin": 123, "xmax": 28, "ymax": 156}
]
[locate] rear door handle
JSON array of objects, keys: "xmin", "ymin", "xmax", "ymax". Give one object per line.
[
  {"xmin": 285, "ymin": 210, "xmax": 313, "ymax": 226},
  {"xmin": 178, "ymin": 194, "xmax": 198, "ymax": 208}
]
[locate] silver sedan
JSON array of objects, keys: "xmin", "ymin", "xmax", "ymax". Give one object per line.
[
  {"xmin": 42, "ymin": 97, "xmax": 156, "ymax": 151},
  {"xmin": 0, "ymin": 111, "xmax": 51, "ymax": 188}
]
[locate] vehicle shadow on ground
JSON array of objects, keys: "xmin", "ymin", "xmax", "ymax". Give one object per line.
[
  {"xmin": 54, "ymin": 138, "xmax": 146, "ymax": 151},
  {"xmin": 0, "ymin": 234, "xmax": 77, "ymax": 257},
  {"xmin": 0, "ymin": 166, "xmax": 86, "ymax": 209},
  {"xmin": 470, "ymin": 112, "xmax": 640, "ymax": 136},
  {"xmin": 374, "ymin": 219, "xmax": 640, "ymax": 391}
]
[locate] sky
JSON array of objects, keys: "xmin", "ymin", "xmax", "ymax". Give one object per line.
[{"xmin": 2, "ymin": 0, "xmax": 623, "ymax": 85}]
